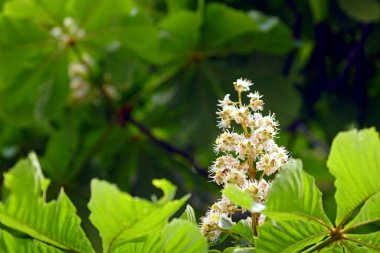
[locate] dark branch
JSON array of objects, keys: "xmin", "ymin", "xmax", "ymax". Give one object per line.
[{"xmin": 118, "ymin": 104, "xmax": 209, "ymax": 177}]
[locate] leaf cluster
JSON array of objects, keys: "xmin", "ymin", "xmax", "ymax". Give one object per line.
[
  {"xmin": 218, "ymin": 128, "xmax": 380, "ymax": 252},
  {"xmin": 0, "ymin": 153, "xmax": 207, "ymax": 252}
]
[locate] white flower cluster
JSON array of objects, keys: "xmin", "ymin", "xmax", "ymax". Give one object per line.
[
  {"xmin": 200, "ymin": 78, "xmax": 289, "ymax": 242},
  {"xmin": 67, "ymin": 56, "xmax": 120, "ymax": 104},
  {"xmin": 68, "ymin": 60, "xmax": 90, "ymax": 102},
  {"xmin": 50, "ymin": 17, "xmax": 85, "ymax": 48}
]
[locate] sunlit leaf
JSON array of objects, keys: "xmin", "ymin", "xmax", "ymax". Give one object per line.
[
  {"xmin": 327, "ymin": 128, "xmax": 380, "ymax": 226},
  {"xmin": 255, "ymin": 220, "xmax": 328, "ymax": 253},
  {"xmin": 345, "ymin": 232, "xmax": 380, "ymax": 252},
  {"xmin": 338, "ymin": 0, "xmax": 380, "ymax": 23},
  {"xmin": 113, "ymin": 219, "xmax": 207, "ymax": 253},
  {"xmin": 265, "ymin": 159, "xmax": 332, "ymax": 227},
  {"xmin": 345, "ymin": 191, "xmax": 380, "ymax": 230},
  {"xmin": 88, "ymin": 179, "xmax": 189, "ymax": 252},
  {"xmin": 0, "ymin": 229, "xmax": 62, "ymax": 253},
  {"xmin": 0, "ymin": 153, "xmax": 94, "ymax": 253},
  {"xmin": 179, "ymin": 204, "xmax": 197, "ymax": 224}
]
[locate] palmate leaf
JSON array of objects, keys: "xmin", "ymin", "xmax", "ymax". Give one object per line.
[
  {"xmin": 0, "ymin": 228, "xmax": 62, "ymax": 253},
  {"xmin": 228, "ymin": 219, "xmax": 254, "ymax": 242},
  {"xmin": 345, "ymin": 232, "xmax": 380, "ymax": 252},
  {"xmin": 158, "ymin": 10, "xmax": 202, "ymax": 62},
  {"xmin": 255, "ymin": 220, "xmax": 328, "ymax": 253},
  {"xmin": 0, "ymin": 15, "xmax": 68, "ymax": 126},
  {"xmin": 345, "ymin": 191, "xmax": 380, "ymax": 231},
  {"xmin": 201, "ymin": 3, "xmax": 293, "ymax": 55},
  {"xmin": 113, "ymin": 219, "xmax": 208, "ymax": 253},
  {"xmin": 318, "ymin": 242, "xmax": 346, "ymax": 253},
  {"xmin": 88, "ymin": 179, "xmax": 189, "ymax": 253},
  {"xmin": 341, "ymin": 240, "xmax": 376, "ymax": 253},
  {"xmin": 327, "ymin": 128, "xmax": 380, "ymax": 227},
  {"xmin": 265, "ymin": 159, "xmax": 332, "ymax": 227},
  {"xmin": 201, "ymin": 3, "xmax": 259, "ymax": 48},
  {"xmin": 0, "ymin": 153, "xmax": 94, "ymax": 253},
  {"xmin": 255, "ymin": 159, "xmax": 333, "ymax": 252}
]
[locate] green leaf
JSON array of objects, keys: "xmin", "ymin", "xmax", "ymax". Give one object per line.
[
  {"xmin": 327, "ymin": 128, "xmax": 380, "ymax": 226},
  {"xmin": 0, "ymin": 228, "xmax": 62, "ymax": 253},
  {"xmin": 3, "ymin": 0, "xmax": 64, "ymax": 24},
  {"xmin": 0, "ymin": 16, "xmax": 67, "ymax": 126},
  {"xmin": 345, "ymin": 232, "xmax": 380, "ymax": 251},
  {"xmin": 223, "ymin": 184, "xmax": 264, "ymax": 213},
  {"xmin": 41, "ymin": 126, "xmax": 79, "ymax": 181},
  {"xmin": 0, "ymin": 153, "xmax": 95, "ymax": 253},
  {"xmin": 202, "ymin": 3, "xmax": 259, "ymax": 48},
  {"xmin": 308, "ymin": 0, "xmax": 329, "ymax": 23},
  {"xmin": 67, "ymin": 0, "xmax": 134, "ymax": 30},
  {"xmin": 228, "ymin": 219, "xmax": 254, "ymax": 241},
  {"xmin": 88, "ymin": 179, "xmax": 189, "ymax": 252},
  {"xmin": 255, "ymin": 220, "xmax": 328, "ymax": 253},
  {"xmin": 223, "ymin": 247, "xmax": 255, "ymax": 253},
  {"xmin": 319, "ymin": 242, "xmax": 345, "ymax": 252},
  {"xmin": 113, "ymin": 219, "xmax": 208, "ymax": 253},
  {"xmin": 338, "ymin": 0, "xmax": 380, "ymax": 23},
  {"xmin": 158, "ymin": 10, "xmax": 201, "ymax": 60},
  {"xmin": 342, "ymin": 240, "xmax": 379, "ymax": 252},
  {"xmin": 265, "ymin": 159, "xmax": 332, "ymax": 227},
  {"xmin": 158, "ymin": 219, "xmax": 208, "ymax": 253},
  {"xmin": 201, "ymin": 4, "xmax": 293, "ymax": 55},
  {"xmin": 152, "ymin": 178, "xmax": 177, "ymax": 203},
  {"xmin": 231, "ymin": 11, "xmax": 293, "ymax": 55},
  {"xmin": 166, "ymin": 0, "xmax": 194, "ymax": 13},
  {"xmin": 112, "ymin": 234, "xmax": 161, "ymax": 253},
  {"xmin": 345, "ymin": 191, "xmax": 380, "ymax": 230},
  {"xmin": 0, "ymin": 15, "xmax": 50, "ymax": 89},
  {"xmin": 179, "ymin": 204, "xmax": 197, "ymax": 224}
]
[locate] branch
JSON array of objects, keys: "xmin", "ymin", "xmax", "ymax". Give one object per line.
[{"xmin": 118, "ymin": 104, "xmax": 208, "ymax": 177}]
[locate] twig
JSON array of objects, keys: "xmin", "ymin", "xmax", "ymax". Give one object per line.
[
  {"xmin": 130, "ymin": 117, "xmax": 209, "ymax": 177},
  {"xmin": 118, "ymin": 105, "xmax": 208, "ymax": 177}
]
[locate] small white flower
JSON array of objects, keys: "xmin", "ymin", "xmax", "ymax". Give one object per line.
[
  {"xmin": 214, "ymin": 131, "xmax": 243, "ymax": 153},
  {"xmin": 258, "ymin": 213, "xmax": 266, "ymax": 225},
  {"xmin": 50, "ymin": 27, "xmax": 63, "ymax": 39},
  {"xmin": 242, "ymin": 180, "xmax": 259, "ymax": 198},
  {"xmin": 200, "ymin": 211, "xmax": 233, "ymax": 242},
  {"xmin": 68, "ymin": 62, "xmax": 88, "ymax": 78},
  {"xmin": 234, "ymin": 78, "xmax": 253, "ymax": 93},
  {"xmin": 232, "ymin": 106, "xmax": 250, "ymax": 125},
  {"xmin": 236, "ymin": 138, "xmax": 257, "ymax": 160},
  {"xmin": 216, "ymin": 105, "xmax": 236, "ymax": 129},
  {"xmin": 211, "ymin": 195, "xmax": 238, "ymax": 214},
  {"xmin": 63, "ymin": 17, "xmax": 75, "ymax": 27},
  {"xmin": 51, "ymin": 17, "xmax": 86, "ymax": 48},
  {"xmin": 258, "ymin": 179, "xmax": 270, "ymax": 199},
  {"xmin": 218, "ymin": 94, "xmax": 233, "ymax": 107},
  {"xmin": 247, "ymin": 91, "xmax": 264, "ymax": 111}
]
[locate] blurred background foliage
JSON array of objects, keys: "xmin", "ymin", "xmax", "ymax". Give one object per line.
[{"xmin": 0, "ymin": 0, "xmax": 380, "ymax": 249}]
